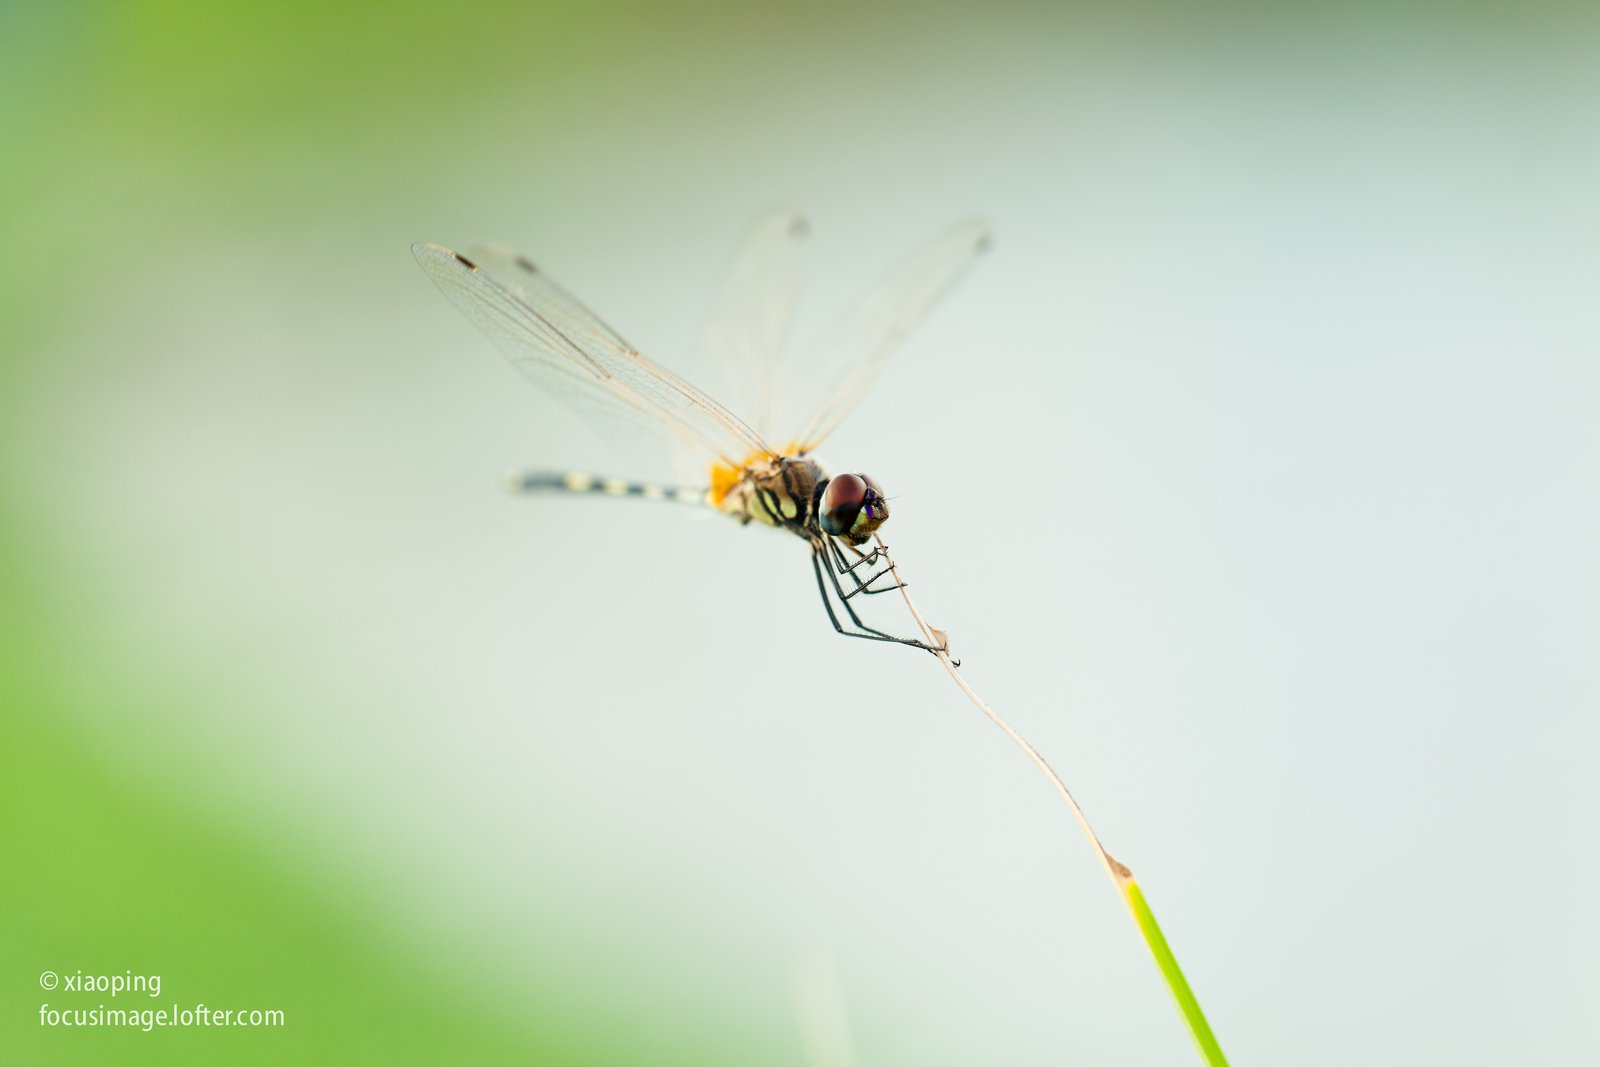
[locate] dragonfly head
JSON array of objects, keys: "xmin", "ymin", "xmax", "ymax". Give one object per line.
[{"xmin": 818, "ymin": 473, "xmax": 889, "ymax": 545}]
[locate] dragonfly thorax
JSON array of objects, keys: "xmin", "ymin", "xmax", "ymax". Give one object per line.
[
  {"xmin": 714, "ymin": 455, "xmax": 824, "ymax": 533},
  {"xmin": 714, "ymin": 455, "xmax": 888, "ymax": 546}
]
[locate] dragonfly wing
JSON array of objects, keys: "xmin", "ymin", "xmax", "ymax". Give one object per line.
[
  {"xmin": 413, "ymin": 242, "xmax": 777, "ymax": 468},
  {"xmin": 788, "ymin": 219, "xmax": 991, "ymax": 452},
  {"xmin": 692, "ymin": 208, "xmax": 811, "ymax": 443}
]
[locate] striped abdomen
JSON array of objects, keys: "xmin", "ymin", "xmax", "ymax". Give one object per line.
[{"xmin": 508, "ymin": 470, "xmax": 707, "ymax": 506}]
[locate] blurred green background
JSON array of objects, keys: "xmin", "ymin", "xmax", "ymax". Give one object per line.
[{"xmin": 4, "ymin": 3, "xmax": 1598, "ymax": 1064}]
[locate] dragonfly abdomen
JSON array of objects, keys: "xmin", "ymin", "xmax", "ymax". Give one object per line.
[{"xmin": 507, "ymin": 470, "xmax": 707, "ymax": 506}]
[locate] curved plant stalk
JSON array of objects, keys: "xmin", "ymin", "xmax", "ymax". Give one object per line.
[{"xmin": 875, "ymin": 536, "xmax": 1230, "ymax": 1067}]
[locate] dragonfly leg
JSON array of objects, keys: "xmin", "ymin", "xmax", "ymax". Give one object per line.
[
  {"xmin": 810, "ymin": 548, "xmax": 946, "ymax": 656},
  {"xmin": 829, "ymin": 539, "xmax": 906, "ymax": 599},
  {"xmin": 809, "ymin": 550, "xmax": 903, "ymax": 643}
]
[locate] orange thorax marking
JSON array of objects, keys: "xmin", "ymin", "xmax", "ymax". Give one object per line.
[
  {"xmin": 707, "ymin": 460, "xmax": 745, "ymax": 508},
  {"xmin": 707, "ymin": 443, "xmax": 811, "ymax": 508}
]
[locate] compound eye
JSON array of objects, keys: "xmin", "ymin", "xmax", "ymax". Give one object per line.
[{"xmin": 818, "ymin": 474, "xmax": 867, "ymax": 536}]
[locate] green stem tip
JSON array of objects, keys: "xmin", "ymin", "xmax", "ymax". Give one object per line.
[{"xmin": 1123, "ymin": 879, "xmax": 1229, "ymax": 1066}]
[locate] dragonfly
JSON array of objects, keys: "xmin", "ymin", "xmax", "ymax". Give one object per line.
[{"xmin": 412, "ymin": 211, "xmax": 989, "ymax": 654}]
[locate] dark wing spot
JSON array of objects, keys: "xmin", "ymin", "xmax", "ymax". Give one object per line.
[
  {"xmin": 515, "ymin": 256, "xmax": 539, "ymax": 274},
  {"xmin": 452, "ymin": 252, "xmax": 478, "ymax": 271}
]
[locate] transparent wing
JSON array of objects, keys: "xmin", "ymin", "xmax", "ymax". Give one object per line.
[
  {"xmin": 788, "ymin": 219, "xmax": 991, "ymax": 452},
  {"xmin": 413, "ymin": 241, "xmax": 777, "ymax": 468},
  {"xmin": 692, "ymin": 208, "xmax": 811, "ymax": 442}
]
